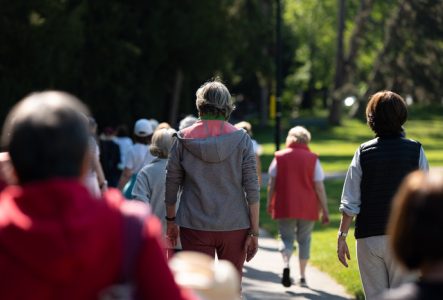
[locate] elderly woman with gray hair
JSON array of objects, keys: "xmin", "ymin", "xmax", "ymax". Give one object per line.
[
  {"xmin": 267, "ymin": 126, "xmax": 329, "ymax": 288},
  {"xmin": 132, "ymin": 128, "xmax": 176, "ymax": 223},
  {"xmin": 165, "ymin": 80, "xmax": 260, "ymax": 282}
]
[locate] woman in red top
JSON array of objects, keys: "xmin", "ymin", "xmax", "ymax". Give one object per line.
[{"xmin": 267, "ymin": 126, "xmax": 329, "ymax": 288}]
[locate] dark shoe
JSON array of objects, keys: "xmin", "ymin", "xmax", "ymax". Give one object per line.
[
  {"xmin": 299, "ymin": 277, "xmax": 308, "ymax": 287},
  {"xmin": 281, "ymin": 268, "xmax": 292, "ymax": 287}
]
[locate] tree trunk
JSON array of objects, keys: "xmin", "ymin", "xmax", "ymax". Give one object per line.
[
  {"xmin": 168, "ymin": 68, "xmax": 184, "ymax": 127},
  {"xmin": 328, "ymin": 0, "xmax": 346, "ymax": 125}
]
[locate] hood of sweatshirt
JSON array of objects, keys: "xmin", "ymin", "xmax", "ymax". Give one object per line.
[
  {"xmin": 0, "ymin": 180, "xmax": 122, "ymax": 285},
  {"xmin": 176, "ymin": 129, "xmax": 249, "ymax": 163}
]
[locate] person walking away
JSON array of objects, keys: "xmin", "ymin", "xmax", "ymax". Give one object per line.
[
  {"xmin": 337, "ymin": 91, "xmax": 429, "ymax": 299},
  {"xmin": 99, "ymin": 127, "xmax": 121, "ymax": 187},
  {"xmin": 0, "ymin": 91, "xmax": 197, "ymax": 300},
  {"xmin": 165, "ymin": 80, "xmax": 260, "ymax": 283},
  {"xmin": 267, "ymin": 126, "xmax": 329, "ymax": 288},
  {"xmin": 132, "ymin": 128, "xmax": 181, "ymax": 255},
  {"xmin": 114, "ymin": 124, "xmax": 133, "ymax": 180},
  {"xmin": 83, "ymin": 117, "xmax": 108, "ymax": 197},
  {"xmin": 117, "ymin": 119, "xmax": 155, "ymax": 199}
]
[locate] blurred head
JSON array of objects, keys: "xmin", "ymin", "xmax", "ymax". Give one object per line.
[
  {"xmin": 116, "ymin": 124, "xmax": 129, "ymax": 137},
  {"xmin": 133, "ymin": 119, "xmax": 153, "ymax": 144},
  {"xmin": 388, "ymin": 170, "xmax": 443, "ymax": 270},
  {"xmin": 286, "ymin": 126, "xmax": 311, "ymax": 146},
  {"xmin": 234, "ymin": 121, "xmax": 252, "ymax": 136},
  {"xmin": 169, "ymin": 251, "xmax": 241, "ymax": 300},
  {"xmin": 149, "ymin": 128, "xmax": 176, "ymax": 159},
  {"xmin": 366, "ymin": 91, "xmax": 407, "ymax": 137},
  {"xmin": 156, "ymin": 122, "xmax": 172, "ymax": 131},
  {"xmin": 196, "ymin": 80, "xmax": 235, "ymax": 120},
  {"xmin": 179, "ymin": 115, "xmax": 197, "ymax": 131},
  {"xmin": 1, "ymin": 91, "xmax": 90, "ymax": 184}
]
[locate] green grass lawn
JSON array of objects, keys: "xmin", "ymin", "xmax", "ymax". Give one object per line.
[{"xmin": 256, "ymin": 108, "xmax": 443, "ymax": 299}]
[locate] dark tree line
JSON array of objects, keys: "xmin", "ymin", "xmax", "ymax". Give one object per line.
[{"xmin": 0, "ymin": 0, "xmax": 275, "ymax": 128}]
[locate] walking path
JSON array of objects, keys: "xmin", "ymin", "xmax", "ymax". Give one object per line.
[
  {"xmin": 242, "ymin": 229, "xmax": 352, "ymax": 300},
  {"xmin": 243, "ymin": 172, "xmax": 352, "ymax": 299}
]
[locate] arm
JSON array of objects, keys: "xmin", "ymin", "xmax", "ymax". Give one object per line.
[
  {"xmin": 337, "ymin": 148, "xmax": 362, "ymax": 267},
  {"xmin": 244, "ymin": 202, "xmax": 259, "ymax": 262},
  {"xmin": 165, "ymin": 138, "xmax": 184, "ymax": 247},
  {"xmin": 92, "ymin": 152, "xmax": 108, "ymax": 193},
  {"xmin": 256, "ymin": 154, "xmax": 262, "ymax": 187},
  {"xmin": 419, "ymin": 147, "xmax": 429, "ymax": 171},
  {"xmin": 314, "ymin": 181, "xmax": 329, "ymax": 224},
  {"xmin": 267, "ymin": 176, "xmax": 276, "ymax": 215},
  {"xmin": 337, "ymin": 212, "xmax": 353, "ymax": 267},
  {"xmin": 242, "ymin": 136, "xmax": 260, "ymax": 262},
  {"xmin": 132, "ymin": 170, "xmax": 151, "ymax": 203},
  {"xmin": 117, "ymin": 167, "xmax": 132, "ymax": 191},
  {"xmin": 0, "ymin": 152, "xmax": 15, "ymax": 189}
]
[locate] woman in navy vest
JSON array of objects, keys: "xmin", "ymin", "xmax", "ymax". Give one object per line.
[{"xmin": 337, "ymin": 91, "xmax": 429, "ymax": 299}]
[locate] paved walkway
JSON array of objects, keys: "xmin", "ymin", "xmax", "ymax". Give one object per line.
[{"xmin": 242, "ymin": 229, "xmax": 352, "ymax": 300}]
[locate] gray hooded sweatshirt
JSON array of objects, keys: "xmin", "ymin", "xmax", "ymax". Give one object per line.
[{"xmin": 165, "ymin": 128, "xmax": 260, "ymax": 231}]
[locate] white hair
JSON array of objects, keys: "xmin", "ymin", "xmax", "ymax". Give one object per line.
[{"xmin": 286, "ymin": 126, "xmax": 311, "ymax": 145}]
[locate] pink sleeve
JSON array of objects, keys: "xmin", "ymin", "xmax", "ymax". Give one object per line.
[{"xmin": 136, "ymin": 216, "xmax": 198, "ymax": 300}]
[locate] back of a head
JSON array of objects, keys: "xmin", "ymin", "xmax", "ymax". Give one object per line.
[
  {"xmin": 388, "ymin": 170, "xmax": 443, "ymax": 270},
  {"xmin": 195, "ymin": 80, "xmax": 235, "ymax": 119},
  {"xmin": 179, "ymin": 115, "xmax": 197, "ymax": 131},
  {"xmin": 366, "ymin": 91, "xmax": 407, "ymax": 137},
  {"xmin": 286, "ymin": 126, "xmax": 311, "ymax": 146},
  {"xmin": 150, "ymin": 128, "xmax": 176, "ymax": 158},
  {"xmin": 1, "ymin": 91, "xmax": 90, "ymax": 184},
  {"xmin": 234, "ymin": 121, "xmax": 252, "ymax": 136}
]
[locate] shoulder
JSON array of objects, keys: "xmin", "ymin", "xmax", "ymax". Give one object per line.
[{"xmin": 360, "ymin": 137, "xmax": 378, "ymax": 149}]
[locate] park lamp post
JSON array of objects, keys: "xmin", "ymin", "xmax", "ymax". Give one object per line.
[{"xmin": 275, "ymin": 0, "xmax": 283, "ymax": 151}]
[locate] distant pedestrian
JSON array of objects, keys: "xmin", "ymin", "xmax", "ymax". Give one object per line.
[
  {"xmin": 165, "ymin": 80, "xmax": 260, "ymax": 281},
  {"xmin": 235, "ymin": 121, "xmax": 263, "ymax": 185},
  {"xmin": 0, "ymin": 91, "xmax": 197, "ymax": 300},
  {"xmin": 83, "ymin": 117, "xmax": 108, "ymax": 197},
  {"xmin": 117, "ymin": 119, "xmax": 155, "ymax": 199},
  {"xmin": 378, "ymin": 170, "xmax": 443, "ymax": 300},
  {"xmin": 267, "ymin": 126, "xmax": 329, "ymax": 288},
  {"xmin": 337, "ymin": 91, "xmax": 429, "ymax": 299},
  {"xmin": 178, "ymin": 115, "xmax": 197, "ymax": 131},
  {"xmin": 114, "ymin": 124, "xmax": 133, "ymax": 177},
  {"xmin": 99, "ymin": 127, "xmax": 121, "ymax": 187}
]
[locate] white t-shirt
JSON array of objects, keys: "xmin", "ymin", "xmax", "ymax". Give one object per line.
[
  {"xmin": 268, "ymin": 157, "xmax": 325, "ymax": 182},
  {"xmin": 124, "ymin": 143, "xmax": 155, "ymax": 174},
  {"xmin": 114, "ymin": 137, "xmax": 133, "ymax": 170}
]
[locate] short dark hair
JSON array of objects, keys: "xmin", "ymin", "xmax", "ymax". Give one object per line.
[
  {"xmin": 1, "ymin": 91, "xmax": 90, "ymax": 183},
  {"xmin": 388, "ymin": 170, "xmax": 443, "ymax": 270},
  {"xmin": 366, "ymin": 91, "xmax": 407, "ymax": 136}
]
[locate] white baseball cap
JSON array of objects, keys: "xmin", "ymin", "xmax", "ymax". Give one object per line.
[{"xmin": 134, "ymin": 119, "xmax": 153, "ymax": 137}]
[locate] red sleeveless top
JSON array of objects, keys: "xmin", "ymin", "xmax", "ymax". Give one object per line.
[{"xmin": 270, "ymin": 143, "xmax": 319, "ymax": 220}]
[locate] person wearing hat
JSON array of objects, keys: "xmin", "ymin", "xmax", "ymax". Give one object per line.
[
  {"xmin": 165, "ymin": 79, "xmax": 260, "ymax": 283},
  {"xmin": 117, "ymin": 118, "xmax": 155, "ymax": 199}
]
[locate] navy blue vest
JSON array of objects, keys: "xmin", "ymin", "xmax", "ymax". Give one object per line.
[{"xmin": 355, "ymin": 136, "xmax": 421, "ymax": 239}]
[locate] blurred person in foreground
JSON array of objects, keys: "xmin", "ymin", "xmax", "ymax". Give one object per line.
[
  {"xmin": 0, "ymin": 91, "xmax": 196, "ymax": 300},
  {"xmin": 165, "ymin": 80, "xmax": 260, "ymax": 282},
  {"xmin": 267, "ymin": 126, "xmax": 329, "ymax": 288},
  {"xmin": 234, "ymin": 121, "xmax": 263, "ymax": 186},
  {"xmin": 378, "ymin": 170, "xmax": 443, "ymax": 300},
  {"xmin": 117, "ymin": 118, "xmax": 155, "ymax": 199},
  {"xmin": 132, "ymin": 128, "xmax": 181, "ymax": 254},
  {"xmin": 337, "ymin": 91, "xmax": 429, "ymax": 299}
]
